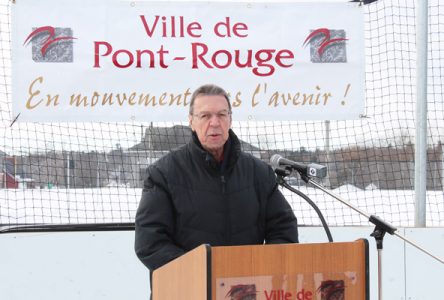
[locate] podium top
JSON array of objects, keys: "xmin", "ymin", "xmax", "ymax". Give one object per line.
[{"xmin": 153, "ymin": 240, "xmax": 369, "ymax": 300}]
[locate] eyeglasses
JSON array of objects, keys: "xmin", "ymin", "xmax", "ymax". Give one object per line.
[{"xmin": 192, "ymin": 110, "xmax": 232, "ymax": 122}]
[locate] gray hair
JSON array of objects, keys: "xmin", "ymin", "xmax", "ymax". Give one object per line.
[{"xmin": 189, "ymin": 84, "xmax": 231, "ymax": 115}]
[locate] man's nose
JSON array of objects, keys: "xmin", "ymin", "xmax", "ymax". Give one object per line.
[{"xmin": 208, "ymin": 114, "xmax": 221, "ymax": 126}]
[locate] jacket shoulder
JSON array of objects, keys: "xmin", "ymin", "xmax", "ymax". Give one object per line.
[
  {"xmin": 240, "ymin": 152, "xmax": 272, "ymax": 169},
  {"xmin": 152, "ymin": 144, "xmax": 188, "ymax": 169},
  {"xmin": 147, "ymin": 144, "xmax": 190, "ymax": 182},
  {"xmin": 238, "ymin": 152, "xmax": 276, "ymax": 182}
]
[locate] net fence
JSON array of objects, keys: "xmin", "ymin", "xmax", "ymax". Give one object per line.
[{"xmin": 1, "ymin": 0, "xmax": 444, "ymax": 231}]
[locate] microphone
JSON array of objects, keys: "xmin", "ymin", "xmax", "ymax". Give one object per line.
[{"xmin": 270, "ymin": 154, "xmax": 327, "ymax": 178}]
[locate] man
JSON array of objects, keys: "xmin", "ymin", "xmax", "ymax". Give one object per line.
[{"xmin": 135, "ymin": 84, "xmax": 298, "ymax": 273}]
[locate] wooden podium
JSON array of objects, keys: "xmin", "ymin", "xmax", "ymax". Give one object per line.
[{"xmin": 153, "ymin": 240, "xmax": 369, "ymax": 300}]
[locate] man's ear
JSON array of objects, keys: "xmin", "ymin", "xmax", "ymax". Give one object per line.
[{"xmin": 188, "ymin": 115, "xmax": 193, "ymax": 129}]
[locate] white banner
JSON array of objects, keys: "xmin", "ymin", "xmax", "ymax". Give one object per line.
[{"xmin": 12, "ymin": 0, "xmax": 365, "ymax": 122}]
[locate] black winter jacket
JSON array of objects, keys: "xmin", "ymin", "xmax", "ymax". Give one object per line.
[{"xmin": 135, "ymin": 129, "xmax": 298, "ymax": 271}]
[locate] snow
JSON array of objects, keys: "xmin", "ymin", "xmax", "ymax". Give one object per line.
[
  {"xmin": 1, "ymin": 185, "xmax": 443, "ymax": 228},
  {"xmin": 281, "ymin": 185, "xmax": 444, "ymax": 227}
]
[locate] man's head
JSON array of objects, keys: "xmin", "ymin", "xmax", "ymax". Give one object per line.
[{"xmin": 189, "ymin": 84, "xmax": 232, "ymax": 160}]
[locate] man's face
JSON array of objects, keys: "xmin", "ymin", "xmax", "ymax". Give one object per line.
[{"xmin": 189, "ymin": 94, "xmax": 232, "ymax": 155}]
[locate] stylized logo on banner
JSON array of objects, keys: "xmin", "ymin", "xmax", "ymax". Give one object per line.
[
  {"xmin": 303, "ymin": 28, "xmax": 348, "ymax": 63},
  {"xmin": 23, "ymin": 26, "xmax": 76, "ymax": 62},
  {"xmin": 225, "ymin": 284, "xmax": 257, "ymax": 300}
]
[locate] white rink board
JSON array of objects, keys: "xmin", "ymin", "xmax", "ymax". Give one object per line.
[{"xmin": 0, "ymin": 227, "xmax": 443, "ymax": 299}]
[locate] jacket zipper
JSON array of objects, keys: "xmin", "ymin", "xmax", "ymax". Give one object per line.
[
  {"xmin": 221, "ymin": 175, "xmax": 230, "ymax": 243},
  {"xmin": 221, "ymin": 175, "xmax": 226, "ymax": 194}
]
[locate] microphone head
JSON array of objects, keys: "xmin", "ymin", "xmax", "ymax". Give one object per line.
[{"xmin": 269, "ymin": 154, "xmax": 282, "ymax": 170}]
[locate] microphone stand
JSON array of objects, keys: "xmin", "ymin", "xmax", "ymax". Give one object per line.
[
  {"xmin": 275, "ymin": 167, "xmax": 334, "ymax": 243},
  {"xmin": 298, "ymin": 173, "xmax": 444, "ymax": 300}
]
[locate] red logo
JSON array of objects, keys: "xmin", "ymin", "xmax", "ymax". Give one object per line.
[
  {"xmin": 317, "ymin": 280, "xmax": 345, "ymax": 300},
  {"xmin": 303, "ymin": 28, "xmax": 348, "ymax": 57},
  {"xmin": 226, "ymin": 284, "xmax": 257, "ymax": 300},
  {"xmin": 23, "ymin": 26, "xmax": 76, "ymax": 57}
]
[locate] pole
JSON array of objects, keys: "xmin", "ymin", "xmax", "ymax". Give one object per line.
[
  {"xmin": 149, "ymin": 122, "xmax": 154, "ymax": 164},
  {"xmin": 442, "ymin": 143, "xmax": 444, "ymax": 191},
  {"xmin": 66, "ymin": 152, "xmax": 70, "ymax": 189},
  {"xmin": 96, "ymin": 160, "xmax": 100, "ymax": 188},
  {"xmin": 415, "ymin": 0, "xmax": 428, "ymax": 227},
  {"xmin": 324, "ymin": 120, "xmax": 331, "ymax": 188}
]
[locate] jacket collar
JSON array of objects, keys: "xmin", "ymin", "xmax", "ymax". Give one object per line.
[{"xmin": 189, "ymin": 129, "xmax": 241, "ymax": 172}]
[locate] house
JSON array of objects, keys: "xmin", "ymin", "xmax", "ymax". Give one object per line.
[
  {"xmin": 126, "ymin": 125, "xmax": 264, "ymax": 187},
  {"xmin": 130, "ymin": 124, "xmax": 262, "ymax": 155},
  {"xmin": 0, "ymin": 172, "xmax": 18, "ymax": 188},
  {"xmin": 1, "ymin": 155, "xmax": 19, "ymax": 188}
]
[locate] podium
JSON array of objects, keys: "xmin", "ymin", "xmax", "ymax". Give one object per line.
[{"xmin": 153, "ymin": 240, "xmax": 369, "ymax": 300}]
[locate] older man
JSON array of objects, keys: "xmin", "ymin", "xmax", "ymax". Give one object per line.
[{"xmin": 135, "ymin": 84, "xmax": 298, "ymax": 272}]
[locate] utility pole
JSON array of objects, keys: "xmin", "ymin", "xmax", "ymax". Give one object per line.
[{"xmin": 415, "ymin": 0, "xmax": 428, "ymax": 227}]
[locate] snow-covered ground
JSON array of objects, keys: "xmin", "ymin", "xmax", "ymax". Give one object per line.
[
  {"xmin": 1, "ymin": 185, "xmax": 443, "ymax": 227},
  {"xmin": 282, "ymin": 185, "xmax": 444, "ymax": 227}
]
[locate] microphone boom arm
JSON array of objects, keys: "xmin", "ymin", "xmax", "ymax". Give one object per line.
[{"xmin": 306, "ymin": 177, "xmax": 444, "ymax": 264}]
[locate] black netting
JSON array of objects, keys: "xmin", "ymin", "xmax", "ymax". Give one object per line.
[{"xmin": 1, "ymin": 0, "xmax": 443, "ymax": 231}]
